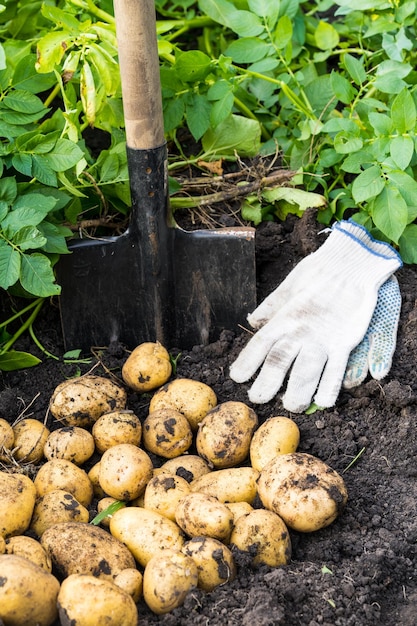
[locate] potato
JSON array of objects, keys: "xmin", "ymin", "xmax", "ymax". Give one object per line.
[
  {"xmin": 44, "ymin": 426, "xmax": 95, "ymax": 465},
  {"xmin": 250, "ymin": 416, "xmax": 300, "ymax": 471},
  {"xmin": 99, "ymin": 443, "xmax": 153, "ymax": 501},
  {"xmin": 5, "ymin": 535, "xmax": 52, "ymax": 572},
  {"xmin": 0, "ymin": 417, "xmax": 14, "ymax": 450},
  {"xmin": 142, "ymin": 408, "xmax": 193, "ymax": 458},
  {"xmin": 149, "ymin": 378, "xmax": 217, "ymax": 431},
  {"xmin": 57, "ymin": 574, "xmax": 138, "ymax": 626},
  {"xmin": 113, "ymin": 568, "xmax": 143, "ymax": 602},
  {"xmin": 92, "ymin": 410, "xmax": 142, "ymax": 453},
  {"xmin": 157, "ymin": 454, "xmax": 211, "ymax": 482},
  {"xmin": 122, "ymin": 341, "xmax": 172, "ymax": 392},
  {"xmin": 190, "ymin": 467, "xmax": 259, "ymax": 504},
  {"xmin": 143, "ymin": 549, "xmax": 198, "ymax": 615},
  {"xmin": 196, "ymin": 401, "xmax": 258, "ymax": 469},
  {"xmin": 110, "ymin": 506, "xmax": 184, "ymax": 567},
  {"xmin": 0, "ymin": 471, "xmax": 36, "ymax": 537},
  {"xmin": 49, "ymin": 375, "xmax": 127, "ymax": 428},
  {"xmin": 144, "ymin": 474, "xmax": 191, "ymax": 521},
  {"xmin": 257, "ymin": 452, "xmax": 348, "ymax": 532},
  {"xmin": 230, "ymin": 509, "xmax": 292, "ymax": 567},
  {"xmin": 182, "ymin": 536, "xmax": 236, "ymax": 591},
  {"xmin": 41, "ymin": 521, "xmax": 135, "ymax": 579},
  {"xmin": 88, "ymin": 461, "xmax": 107, "ymax": 498},
  {"xmin": 30, "ymin": 489, "xmax": 89, "ymax": 537},
  {"xmin": 97, "ymin": 496, "xmax": 122, "ymax": 528},
  {"xmin": 224, "ymin": 501, "xmax": 253, "ymax": 524},
  {"xmin": 34, "ymin": 458, "xmax": 94, "ymax": 507},
  {"xmin": 0, "ymin": 554, "xmax": 60, "ymax": 626},
  {"xmin": 12, "ymin": 418, "xmax": 49, "ymax": 463},
  {"xmin": 175, "ymin": 492, "xmax": 234, "ymax": 542}
]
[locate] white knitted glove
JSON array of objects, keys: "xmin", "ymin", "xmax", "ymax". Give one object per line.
[{"xmin": 229, "ymin": 220, "xmax": 402, "ymax": 412}]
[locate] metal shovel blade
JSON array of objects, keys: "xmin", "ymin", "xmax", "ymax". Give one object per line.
[{"xmin": 57, "ymin": 0, "xmax": 256, "ymax": 351}]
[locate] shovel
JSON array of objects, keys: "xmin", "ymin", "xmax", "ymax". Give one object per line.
[{"xmin": 57, "ymin": 0, "xmax": 256, "ymax": 351}]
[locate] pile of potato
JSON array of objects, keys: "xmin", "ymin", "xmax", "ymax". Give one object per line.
[{"xmin": 0, "ymin": 341, "xmax": 348, "ymax": 626}]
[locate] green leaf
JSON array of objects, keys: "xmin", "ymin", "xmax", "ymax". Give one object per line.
[
  {"xmin": 13, "ymin": 226, "xmax": 47, "ymax": 250},
  {"xmin": 371, "ymin": 184, "xmax": 408, "ymax": 244},
  {"xmin": 331, "ymin": 71, "xmax": 355, "ymax": 105},
  {"xmin": 163, "ymin": 97, "xmax": 185, "ymax": 133},
  {"xmin": 37, "ymin": 222, "xmax": 72, "ymax": 254},
  {"xmin": 248, "ymin": 0, "xmax": 279, "ymax": 26},
  {"xmin": 352, "ymin": 165, "xmax": 384, "ymax": 203},
  {"xmin": 399, "ymin": 224, "xmax": 417, "ymax": 264},
  {"xmin": 368, "ymin": 112, "xmax": 393, "ymax": 135},
  {"xmin": 343, "ymin": 53, "xmax": 366, "ymax": 85},
  {"xmin": 36, "ymin": 31, "xmax": 73, "ymax": 73},
  {"xmin": 225, "ymin": 38, "xmax": 272, "ymax": 63},
  {"xmin": 202, "ymin": 114, "xmax": 261, "ymax": 157},
  {"xmin": 185, "ymin": 94, "xmax": 211, "ymax": 141},
  {"xmin": 0, "ymin": 350, "xmax": 41, "ymax": 371},
  {"xmin": 0, "ymin": 177, "xmax": 17, "ymax": 203},
  {"xmin": 0, "ymin": 240, "xmax": 20, "ymax": 289},
  {"xmin": 390, "ymin": 88, "xmax": 416, "ymax": 133},
  {"xmin": 20, "ymin": 252, "xmax": 61, "ymax": 297},
  {"xmin": 210, "ymin": 91, "xmax": 234, "ymax": 126},
  {"xmin": 45, "ymin": 139, "xmax": 85, "ymax": 171},
  {"xmin": 315, "ymin": 21, "xmax": 340, "ymax": 51},
  {"xmin": 2, "ymin": 198, "xmax": 55, "ymax": 235},
  {"xmin": 374, "ymin": 60, "xmax": 412, "ymax": 94},
  {"xmin": 334, "ymin": 132, "xmax": 363, "ymax": 154},
  {"xmin": 390, "ymin": 136, "xmax": 414, "ymax": 170},
  {"xmin": 273, "ymin": 15, "xmax": 293, "ymax": 50},
  {"xmin": 2, "ymin": 89, "xmax": 45, "ymax": 114},
  {"xmin": 175, "ymin": 50, "xmax": 213, "ymax": 82},
  {"xmin": 198, "ymin": 0, "xmax": 264, "ymax": 37}
]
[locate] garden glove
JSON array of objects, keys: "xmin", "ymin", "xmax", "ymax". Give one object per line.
[
  {"xmin": 229, "ymin": 220, "xmax": 402, "ymax": 412},
  {"xmin": 343, "ymin": 274, "xmax": 401, "ymax": 388}
]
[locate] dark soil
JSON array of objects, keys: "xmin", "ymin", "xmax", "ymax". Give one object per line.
[{"xmin": 1, "ymin": 209, "xmax": 416, "ymax": 626}]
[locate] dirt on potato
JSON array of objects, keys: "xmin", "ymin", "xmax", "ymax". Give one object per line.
[{"xmin": 1, "ymin": 209, "xmax": 416, "ymax": 626}]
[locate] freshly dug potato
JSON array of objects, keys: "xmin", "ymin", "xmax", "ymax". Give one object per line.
[
  {"xmin": 13, "ymin": 418, "xmax": 50, "ymax": 463},
  {"xmin": 0, "ymin": 471, "xmax": 36, "ymax": 537},
  {"xmin": 143, "ymin": 408, "xmax": 193, "ymax": 458},
  {"xmin": 0, "ymin": 554, "xmax": 60, "ymax": 626},
  {"xmin": 30, "ymin": 489, "xmax": 89, "ymax": 537},
  {"xmin": 49, "ymin": 375, "xmax": 127, "ymax": 427},
  {"xmin": 122, "ymin": 341, "xmax": 172, "ymax": 392},
  {"xmin": 99, "ymin": 443, "xmax": 153, "ymax": 501},
  {"xmin": 144, "ymin": 474, "xmax": 191, "ymax": 521},
  {"xmin": 88, "ymin": 461, "xmax": 106, "ymax": 498},
  {"xmin": 114, "ymin": 568, "xmax": 143, "ymax": 602},
  {"xmin": 230, "ymin": 509, "xmax": 291, "ymax": 567},
  {"xmin": 257, "ymin": 452, "xmax": 348, "ymax": 532},
  {"xmin": 157, "ymin": 454, "xmax": 211, "ymax": 482},
  {"xmin": 224, "ymin": 501, "xmax": 253, "ymax": 524},
  {"xmin": 41, "ymin": 521, "xmax": 136, "ymax": 579},
  {"xmin": 190, "ymin": 467, "xmax": 259, "ymax": 504},
  {"xmin": 97, "ymin": 496, "xmax": 122, "ymax": 528},
  {"xmin": 110, "ymin": 506, "xmax": 184, "ymax": 567},
  {"xmin": 44, "ymin": 426, "xmax": 95, "ymax": 465},
  {"xmin": 149, "ymin": 378, "xmax": 217, "ymax": 431},
  {"xmin": 250, "ymin": 416, "xmax": 300, "ymax": 471},
  {"xmin": 0, "ymin": 535, "xmax": 5, "ymax": 554},
  {"xmin": 0, "ymin": 417, "xmax": 14, "ymax": 450},
  {"xmin": 175, "ymin": 492, "xmax": 234, "ymax": 542},
  {"xmin": 58, "ymin": 574, "xmax": 138, "ymax": 626},
  {"xmin": 92, "ymin": 410, "xmax": 142, "ymax": 453},
  {"xmin": 196, "ymin": 401, "xmax": 258, "ymax": 469},
  {"xmin": 5, "ymin": 535, "xmax": 52, "ymax": 572},
  {"xmin": 34, "ymin": 459, "xmax": 94, "ymax": 507},
  {"xmin": 182, "ymin": 536, "xmax": 236, "ymax": 592},
  {"xmin": 143, "ymin": 549, "xmax": 198, "ymax": 614}
]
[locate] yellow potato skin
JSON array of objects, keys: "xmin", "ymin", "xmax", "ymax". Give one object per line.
[
  {"xmin": 4, "ymin": 535, "xmax": 52, "ymax": 572},
  {"xmin": 157, "ymin": 454, "xmax": 211, "ymax": 482},
  {"xmin": 175, "ymin": 492, "xmax": 234, "ymax": 542},
  {"xmin": 13, "ymin": 418, "xmax": 50, "ymax": 464},
  {"xmin": 0, "ymin": 418, "xmax": 14, "ymax": 451},
  {"xmin": 44, "ymin": 426, "xmax": 95, "ymax": 465},
  {"xmin": 0, "ymin": 471, "xmax": 36, "ymax": 538},
  {"xmin": 250, "ymin": 416, "xmax": 300, "ymax": 471},
  {"xmin": 224, "ymin": 501, "xmax": 253, "ymax": 524},
  {"xmin": 122, "ymin": 341, "xmax": 172, "ymax": 392},
  {"xmin": 0, "ymin": 554, "xmax": 60, "ymax": 626},
  {"xmin": 182, "ymin": 536, "xmax": 236, "ymax": 592},
  {"xmin": 257, "ymin": 452, "xmax": 348, "ymax": 532},
  {"xmin": 143, "ymin": 408, "xmax": 193, "ymax": 458},
  {"xmin": 190, "ymin": 467, "xmax": 259, "ymax": 504},
  {"xmin": 144, "ymin": 474, "xmax": 191, "ymax": 521},
  {"xmin": 99, "ymin": 443, "xmax": 154, "ymax": 501},
  {"xmin": 92, "ymin": 410, "xmax": 142, "ymax": 453},
  {"xmin": 230, "ymin": 509, "xmax": 292, "ymax": 567},
  {"xmin": 149, "ymin": 378, "xmax": 217, "ymax": 431},
  {"xmin": 113, "ymin": 568, "xmax": 143, "ymax": 602},
  {"xmin": 30, "ymin": 489, "xmax": 89, "ymax": 537},
  {"xmin": 34, "ymin": 459, "xmax": 93, "ymax": 507},
  {"xmin": 143, "ymin": 549, "xmax": 198, "ymax": 615}
]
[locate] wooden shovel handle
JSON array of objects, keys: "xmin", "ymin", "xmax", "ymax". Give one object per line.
[{"xmin": 113, "ymin": 0, "xmax": 165, "ymax": 149}]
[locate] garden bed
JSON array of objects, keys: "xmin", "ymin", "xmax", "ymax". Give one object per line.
[{"xmin": 1, "ymin": 210, "xmax": 416, "ymax": 625}]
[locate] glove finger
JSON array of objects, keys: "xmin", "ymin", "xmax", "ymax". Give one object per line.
[
  {"xmin": 343, "ymin": 336, "xmax": 371, "ymax": 389},
  {"xmin": 368, "ymin": 275, "xmax": 401, "ymax": 380},
  {"xmin": 314, "ymin": 352, "xmax": 351, "ymax": 409},
  {"xmin": 247, "ymin": 339, "xmax": 300, "ymax": 404},
  {"xmin": 282, "ymin": 346, "xmax": 328, "ymax": 413},
  {"xmin": 229, "ymin": 326, "xmax": 283, "ymax": 383}
]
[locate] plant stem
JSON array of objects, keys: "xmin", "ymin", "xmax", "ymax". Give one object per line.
[
  {"xmin": 68, "ymin": 0, "xmax": 115, "ymax": 23},
  {"xmin": 1, "ymin": 299, "xmax": 44, "ymax": 353}
]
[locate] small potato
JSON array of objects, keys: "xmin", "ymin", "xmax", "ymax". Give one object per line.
[
  {"xmin": 97, "ymin": 496, "xmax": 122, "ymax": 528},
  {"xmin": 230, "ymin": 509, "xmax": 291, "ymax": 567},
  {"xmin": 157, "ymin": 454, "xmax": 211, "ymax": 482},
  {"xmin": 224, "ymin": 501, "xmax": 253, "ymax": 524},
  {"xmin": 175, "ymin": 492, "xmax": 233, "ymax": 542},
  {"xmin": 0, "ymin": 418, "xmax": 14, "ymax": 450},
  {"xmin": 143, "ymin": 549, "xmax": 198, "ymax": 615},
  {"xmin": 88, "ymin": 461, "xmax": 107, "ymax": 498},
  {"xmin": 196, "ymin": 401, "xmax": 258, "ymax": 469},
  {"xmin": 49, "ymin": 375, "xmax": 127, "ymax": 428},
  {"xmin": 92, "ymin": 410, "xmax": 142, "ymax": 453},
  {"xmin": 99, "ymin": 443, "xmax": 153, "ymax": 501},
  {"xmin": 0, "ymin": 471, "xmax": 37, "ymax": 537},
  {"xmin": 110, "ymin": 506, "xmax": 184, "ymax": 567},
  {"xmin": 30, "ymin": 489, "xmax": 89, "ymax": 537},
  {"xmin": 257, "ymin": 452, "xmax": 348, "ymax": 532},
  {"xmin": 144, "ymin": 474, "xmax": 191, "ymax": 521},
  {"xmin": 149, "ymin": 378, "xmax": 217, "ymax": 431},
  {"xmin": 13, "ymin": 418, "xmax": 50, "ymax": 463},
  {"xmin": 44, "ymin": 426, "xmax": 95, "ymax": 465},
  {"xmin": 250, "ymin": 416, "xmax": 300, "ymax": 471},
  {"xmin": 190, "ymin": 467, "xmax": 259, "ymax": 504},
  {"xmin": 142, "ymin": 408, "xmax": 193, "ymax": 458},
  {"xmin": 122, "ymin": 341, "xmax": 172, "ymax": 392},
  {"xmin": 34, "ymin": 459, "xmax": 94, "ymax": 507},
  {"xmin": 5, "ymin": 535, "xmax": 52, "ymax": 572},
  {"xmin": 114, "ymin": 568, "xmax": 143, "ymax": 602},
  {"xmin": 58, "ymin": 574, "xmax": 138, "ymax": 626},
  {"xmin": 182, "ymin": 536, "xmax": 236, "ymax": 592},
  {"xmin": 0, "ymin": 554, "xmax": 60, "ymax": 626},
  {"xmin": 41, "ymin": 522, "xmax": 135, "ymax": 580}
]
